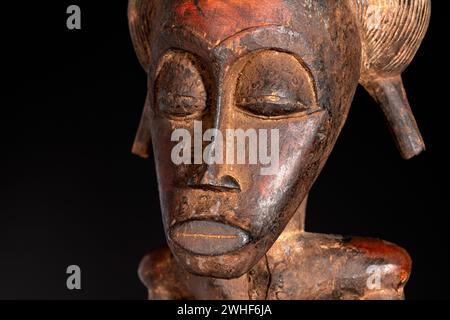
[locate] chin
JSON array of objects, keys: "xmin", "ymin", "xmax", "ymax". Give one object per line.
[{"xmin": 167, "ymin": 238, "xmax": 269, "ymax": 279}]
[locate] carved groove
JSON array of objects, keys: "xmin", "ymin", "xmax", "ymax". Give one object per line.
[
  {"xmin": 353, "ymin": 0, "xmax": 431, "ymax": 77},
  {"xmin": 128, "ymin": 0, "xmax": 155, "ymax": 71}
]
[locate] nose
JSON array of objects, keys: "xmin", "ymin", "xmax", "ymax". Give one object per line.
[
  {"xmin": 188, "ymin": 165, "xmax": 241, "ymax": 192},
  {"xmin": 186, "ymin": 78, "xmax": 241, "ymax": 192}
]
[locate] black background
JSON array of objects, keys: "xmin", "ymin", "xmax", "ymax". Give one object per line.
[{"xmin": 1, "ymin": 1, "xmax": 448, "ymax": 300}]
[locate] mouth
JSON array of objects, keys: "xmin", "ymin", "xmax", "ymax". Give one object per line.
[{"xmin": 170, "ymin": 220, "xmax": 250, "ymax": 256}]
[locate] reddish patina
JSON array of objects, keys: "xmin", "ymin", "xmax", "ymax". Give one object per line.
[{"xmin": 128, "ymin": 0, "xmax": 430, "ymax": 300}]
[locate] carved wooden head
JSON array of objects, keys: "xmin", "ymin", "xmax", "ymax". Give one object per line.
[{"xmin": 128, "ymin": 0, "xmax": 430, "ymax": 278}]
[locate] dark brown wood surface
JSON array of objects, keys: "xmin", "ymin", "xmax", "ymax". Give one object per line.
[{"xmin": 128, "ymin": 0, "xmax": 430, "ymax": 300}]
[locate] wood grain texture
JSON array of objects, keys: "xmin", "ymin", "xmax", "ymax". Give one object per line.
[
  {"xmin": 352, "ymin": 0, "xmax": 431, "ymax": 78},
  {"xmin": 350, "ymin": 0, "xmax": 431, "ymax": 159}
]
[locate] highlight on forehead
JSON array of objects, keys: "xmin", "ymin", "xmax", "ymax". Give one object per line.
[
  {"xmin": 128, "ymin": 0, "xmax": 294, "ymax": 70},
  {"xmin": 172, "ymin": 0, "xmax": 293, "ymax": 44},
  {"xmin": 130, "ymin": 0, "xmax": 370, "ymax": 73}
]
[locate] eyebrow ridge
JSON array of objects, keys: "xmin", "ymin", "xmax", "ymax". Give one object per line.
[
  {"xmin": 164, "ymin": 24, "xmax": 287, "ymax": 49},
  {"xmin": 215, "ymin": 24, "xmax": 283, "ymax": 47}
]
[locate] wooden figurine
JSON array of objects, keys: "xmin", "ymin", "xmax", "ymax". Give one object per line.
[{"xmin": 128, "ymin": 0, "xmax": 431, "ymax": 300}]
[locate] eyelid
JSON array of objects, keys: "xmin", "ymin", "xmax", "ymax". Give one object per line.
[
  {"xmin": 165, "ymin": 93, "xmax": 205, "ymax": 107},
  {"xmin": 158, "ymin": 93, "xmax": 206, "ymax": 119},
  {"xmin": 236, "ymin": 103, "xmax": 323, "ymax": 120},
  {"xmin": 236, "ymin": 95, "xmax": 321, "ymax": 119},
  {"xmin": 237, "ymin": 95, "xmax": 307, "ymax": 109}
]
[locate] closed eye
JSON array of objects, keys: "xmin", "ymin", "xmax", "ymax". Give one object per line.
[
  {"xmin": 155, "ymin": 50, "xmax": 208, "ymax": 120},
  {"xmin": 236, "ymin": 95, "xmax": 318, "ymax": 118},
  {"xmin": 158, "ymin": 93, "xmax": 206, "ymax": 117}
]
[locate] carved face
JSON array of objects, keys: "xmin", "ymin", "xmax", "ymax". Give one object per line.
[{"xmin": 131, "ymin": 0, "xmax": 362, "ymax": 278}]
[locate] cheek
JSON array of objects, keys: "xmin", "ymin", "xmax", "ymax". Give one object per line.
[
  {"xmin": 251, "ymin": 111, "xmax": 328, "ymax": 193},
  {"xmin": 150, "ymin": 118, "xmax": 193, "ymax": 190},
  {"xmin": 236, "ymin": 112, "xmax": 330, "ymax": 230}
]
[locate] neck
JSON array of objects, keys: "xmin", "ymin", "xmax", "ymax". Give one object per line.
[
  {"xmin": 236, "ymin": 196, "xmax": 308, "ymax": 299},
  {"xmin": 279, "ymin": 195, "xmax": 307, "ymax": 236}
]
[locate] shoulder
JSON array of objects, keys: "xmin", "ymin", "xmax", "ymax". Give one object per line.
[
  {"xmin": 342, "ymin": 236, "xmax": 412, "ymax": 299},
  {"xmin": 267, "ymin": 232, "xmax": 411, "ymax": 300},
  {"xmin": 309, "ymin": 233, "xmax": 412, "ymax": 299}
]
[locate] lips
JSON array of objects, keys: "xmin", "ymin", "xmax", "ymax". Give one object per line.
[{"xmin": 171, "ymin": 220, "xmax": 250, "ymax": 256}]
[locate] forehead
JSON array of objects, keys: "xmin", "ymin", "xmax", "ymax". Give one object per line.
[
  {"xmin": 169, "ymin": 0, "xmax": 293, "ymax": 44},
  {"xmin": 148, "ymin": 0, "xmax": 361, "ymax": 120}
]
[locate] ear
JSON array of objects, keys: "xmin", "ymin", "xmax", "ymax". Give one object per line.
[
  {"xmin": 351, "ymin": 0, "xmax": 431, "ymax": 159},
  {"xmin": 132, "ymin": 95, "xmax": 153, "ymax": 158},
  {"xmin": 361, "ymin": 76, "xmax": 425, "ymax": 159},
  {"xmin": 129, "ymin": 0, "xmax": 155, "ymax": 158}
]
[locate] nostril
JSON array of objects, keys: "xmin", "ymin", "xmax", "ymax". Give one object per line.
[
  {"xmin": 220, "ymin": 175, "xmax": 241, "ymax": 191},
  {"xmin": 188, "ymin": 168, "xmax": 241, "ymax": 192}
]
